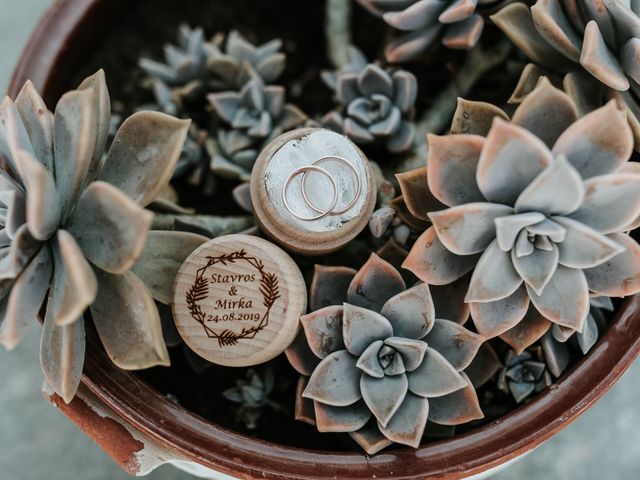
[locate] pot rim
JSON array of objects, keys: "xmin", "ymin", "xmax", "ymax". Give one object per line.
[{"xmin": 9, "ymin": 1, "xmax": 640, "ymax": 478}]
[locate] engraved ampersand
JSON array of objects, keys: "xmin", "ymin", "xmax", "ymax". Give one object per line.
[{"xmin": 185, "ymin": 250, "xmax": 281, "ymax": 347}]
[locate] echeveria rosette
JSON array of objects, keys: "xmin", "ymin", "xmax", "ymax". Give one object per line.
[
  {"xmin": 492, "ymin": 0, "xmax": 640, "ymax": 147},
  {"xmin": 207, "ymin": 75, "xmax": 307, "ymax": 179},
  {"xmin": 355, "ymin": 0, "xmax": 500, "ymax": 63},
  {"xmin": 0, "ymin": 71, "xmax": 208, "ymax": 403},
  {"xmin": 322, "ymin": 64, "xmax": 418, "ymax": 154},
  {"xmin": 286, "ymin": 254, "xmax": 484, "ymax": 455},
  {"xmin": 497, "ymin": 349, "xmax": 553, "ymax": 403},
  {"xmin": 401, "ymin": 80, "xmax": 640, "ymax": 355}
]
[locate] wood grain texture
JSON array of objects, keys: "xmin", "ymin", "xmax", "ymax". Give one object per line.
[{"xmin": 172, "ymin": 234, "xmax": 306, "ymax": 367}]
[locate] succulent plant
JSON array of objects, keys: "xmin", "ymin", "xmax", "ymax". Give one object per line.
[
  {"xmin": 207, "ymin": 75, "xmax": 307, "ymax": 168},
  {"xmin": 139, "ymin": 24, "xmax": 208, "ymax": 88},
  {"xmin": 322, "ymin": 63, "xmax": 418, "ymax": 154},
  {"xmin": 223, "ymin": 367, "xmax": 286, "ymax": 430},
  {"xmin": 497, "ymin": 348, "xmax": 552, "ymax": 403},
  {"xmin": 205, "ymin": 128, "xmax": 264, "ymax": 182},
  {"xmin": 171, "ymin": 126, "xmax": 218, "ymax": 196},
  {"xmin": 355, "ymin": 0, "xmax": 500, "ymax": 63},
  {"xmin": 140, "ymin": 26, "xmax": 286, "ymax": 101},
  {"xmin": 492, "ymin": 0, "xmax": 640, "ymax": 147},
  {"xmin": 400, "ymin": 79, "xmax": 640, "ymax": 355},
  {"xmin": 0, "ymin": 71, "xmax": 208, "ymax": 403},
  {"xmin": 286, "ymin": 254, "xmax": 484, "ymax": 454}
]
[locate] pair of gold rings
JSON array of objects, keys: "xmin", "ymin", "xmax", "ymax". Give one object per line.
[{"xmin": 281, "ymin": 156, "xmax": 361, "ymax": 221}]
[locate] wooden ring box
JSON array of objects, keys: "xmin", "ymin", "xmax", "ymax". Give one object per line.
[{"xmin": 251, "ymin": 128, "xmax": 377, "ymax": 256}]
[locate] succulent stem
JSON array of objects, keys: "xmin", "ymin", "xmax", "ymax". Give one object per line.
[
  {"xmin": 397, "ymin": 39, "xmax": 512, "ymax": 173},
  {"xmin": 326, "ymin": 0, "xmax": 353, "ymax": 68}
]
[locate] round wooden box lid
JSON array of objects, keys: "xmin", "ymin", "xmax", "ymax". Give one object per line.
[
  {"xmin": 172, "ymin": 234, "xmax": 307, "ymax": 367},
  {"xmin": 251, "ymin": 128, "xmax": 376, "ymax": 255}
]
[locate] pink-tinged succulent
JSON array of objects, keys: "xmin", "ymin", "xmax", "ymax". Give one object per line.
[
  {"xmin": 0, "ymin": 71, "xmax": 207, "ymax": 403},
  {"xmin": 493, "ymin": 0, "xmax": 640, "ymax": 92},
  {"xmin": 492, "ymin": 0, "xmax": 640, "ymax": 146},
  {"xmin": 355, "ymin": 0, "xmax": 500, "ymax": 62},
  {"xmin": 401, "ymin": 79, "xmax": 640, "ymax": 354},
  {"xmin": 286, "ymin": 254, "xmax": 484, "ymax": 454}
]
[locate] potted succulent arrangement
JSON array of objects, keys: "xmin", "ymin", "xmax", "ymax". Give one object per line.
[{"xmin": 5, "ymin": 0, "xmax": 640, "ymax": 478}]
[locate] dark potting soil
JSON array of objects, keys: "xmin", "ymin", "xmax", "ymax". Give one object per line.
[{"xmin": 58, "ymin": 0, "xmax": 603, "ymax": 451}]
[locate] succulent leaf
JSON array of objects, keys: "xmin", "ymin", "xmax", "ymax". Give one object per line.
[
  {"xmin": 131, "ymin": 231, "xmax": 208, "ymax": 304},
  {"xmin": 91, "ymin": 270, "xmax": 170, "ymax": 370},
  {"xmin": 380, "ymin": 283, "xmax": 435, "ymax": 340},
  {"xmin": 15, "ymin": 81, "xmax": 54, "ymax": 172},
  {"xmin": 427, "ymin": 373, "xmax": 483, "ymax": 425},
  {"xmin": 347, "ymin": 254, "xmax": 405, "ymax": 312},
  {"xmin": 51, "ymin": 230, "xmax": 97, "ymax": 327},
  {"xmin": 1, "ymin": 245, "xmax": 51, "ymax": 349},
  {"xmin": 407, "ymin": 348, "xmax": 466, "ymax": 397},
  {"xmin": 101, "ymin": 112, "xmax": 190, "ymax": 206},
  {"xmin": 304, "ymin": 350, "xmax": 362, "ymax": 407},
  {"xmin": 40, "ymin": 293, "xmax": 85, "ymax": 404},
  {"xmin": 300, "ymin": 306, "xmax": 346, "ymax": 359},
  {"xmin": 68, "ymin": 181, "xmax": 153, "ymax": 274},
  {"xmin": 403, "ymin": 227, "xmax": 480, "ymax": 285},
  {"xmin": 53, "ymin": 88, "xmax": 97, "ymax": 216}
]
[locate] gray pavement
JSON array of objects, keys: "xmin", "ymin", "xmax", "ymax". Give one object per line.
[{"xmin": 0, "ymin": 2, "xmax": 639, "ymax": 479}]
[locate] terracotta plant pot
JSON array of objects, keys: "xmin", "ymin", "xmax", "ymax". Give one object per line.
[{"xmin": 10, "ymin": 0, "xmax": 640, "ymax": 478}]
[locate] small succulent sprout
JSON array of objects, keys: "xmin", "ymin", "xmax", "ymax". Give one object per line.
[
  {"xmin": 0, "ymin": 71, "xmax": 208, "ymax": 403},
  {"xmin": 206, "ymin": 129, "xmax": 265, "ymax": 183},
  {"xmin": 322, "ymin": 63, "xmax": 418, "ymax": 154},
  {"xmin": 223, "ymin": 368, "xmax": 285, "ymax": 430},
  {"xmin": 206, "ymin": 30, "xmax": 287, "ymax": 90},
  {"xmin": 168, "ymin": 125, "xmax": 217, "ymax": 194},
  {"xmin": 286, "ymin": 254, "xmax": 484, "ymax": 454},
  {"xmin": 492, "ymin": 1, "xmax": 640, "ymax": 147},
  {"xmin": 139, "ymin": 24, "xmax": 208, "ymax": 87},
  {"xmin": 401, "ymin": 79, "xmax": 640, "ymax": 356},
  {"xmin": 369, "ymin": 207, "xmax": 395, "ymax": 238},
  {"xmin": 355, "ymin": 0, "xmax": 500, "ymax": 63},
  {"xmin": 497, "ymin": 349, "xmax": 552, "ymax": 403}
]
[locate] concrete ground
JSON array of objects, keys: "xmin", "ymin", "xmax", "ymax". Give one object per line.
[{"xmin": 0, "ymin": 2, "xmax": 639, "ymax": 479}]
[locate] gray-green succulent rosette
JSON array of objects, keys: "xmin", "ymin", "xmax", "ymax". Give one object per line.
[
  {"xmin": 286, "ymin": 254, "xmax": 484, "ymax": 454},
  {"xmin": 139, "ymin": 26, "xmax": 286, "ymax": 104},
  {"xmin": 322, "ymin": 62, "xmax": 418, "ymax": 154},
  {"xmin": 207, "ymin": 74, "xmax": 307, "ymax": 180},
  {"xmin": 400, "ymin": 79, "xmax": 640, "ymax": 355},
  {"xmin": 0, "ymin": 71, "xmax": 207, "ymax": 403}
]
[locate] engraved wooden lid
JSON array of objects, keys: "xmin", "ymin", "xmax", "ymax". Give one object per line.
[
  {"xmin": 172, "ymin": 234, "xmax": 307, "ymax": 367},
  {"xmin": 251, "ymin": 128, "xmax": 377, "ymax": 256}
]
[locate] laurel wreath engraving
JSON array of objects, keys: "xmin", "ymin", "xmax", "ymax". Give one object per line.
[{"xmin": 185, "ymin": 250, "xmax": 281, "ymax": 347}]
